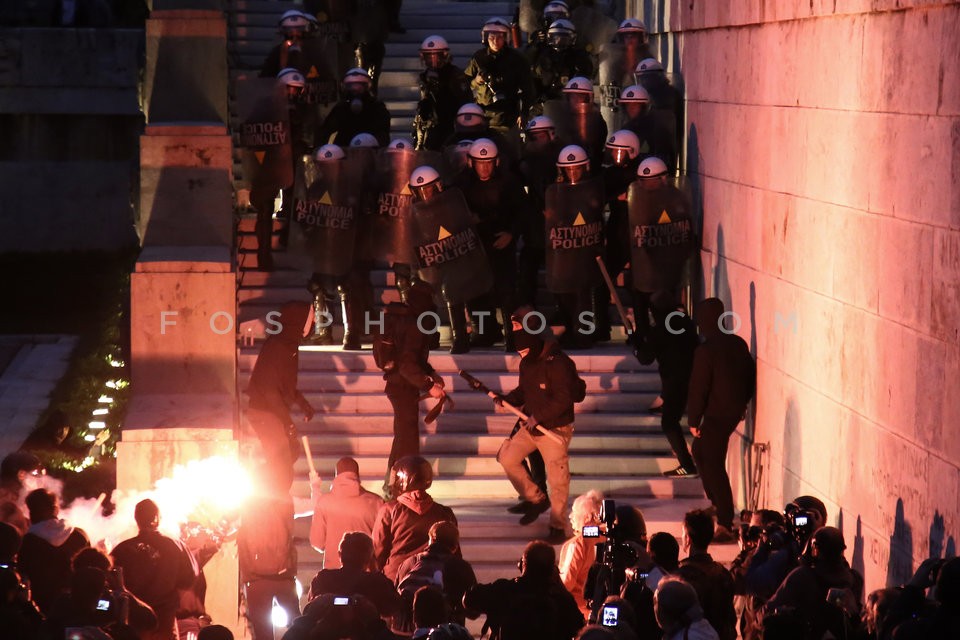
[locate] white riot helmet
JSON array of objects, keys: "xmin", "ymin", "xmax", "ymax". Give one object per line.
[
  {"xmin": 543, "ymin": 1, "xmax": 570, "ymax": 23},
  {"xmin": 481, "ymin": 17, "xmax": 511, "ymax": 44},
  {"xmin": 556, "ymin": 144, "xmax": 589, "ymax": 184},
  {"xmin": 634, "ymin": 57, "xmax": 664, "ymax": 75},
  {"xmin": 616, "ymin": 18, "xmax": 647, "ymax": 43},
  {"xmin": 562, "ymin": 76, "xmax": 593, "ymax": 95},
  {"xmin": 279, "ymin": 10, "xmax": 311, "ymax": 31},
  {"xmin": 618, "ymin": 84, "xmax": 651, "ymax": 105},
  {"xmin": 456, "ymin": 103, "xmax": 487, "ymax": 129},
  {"xmin": 409, "ymin": 165, "xmax": 443, "ymax": 201},
  {"xmin": 525, "ymin": 115, "xmax": 556, "ymax": 138},
  {"xmin": 637, "ymin": 156, "xmax": 669, "ymax": 178},
  {"xmin": 468, "ymin": 138, "xmax": 499, "ymax": 161},
  {"xmin": 547, "ymin": 19, "xmax": 577, "ymax": 49},
  {"xmin": 420, "ymin": 35, "xmax": 450, "ymax": 69},
  {"xmin": 314, "ymin": 144, "xmax": 345, "ymax": 162},
  {"xmin": 605, "ymin": 130, "xmax": 641, "ymax": 165},
  {"xmin": 277, "ymin": 67, "xmax": 306, "ymax": 88},
  {"xmin": 349, "ymin": 133, "xmax": 379, "ymax": 148},
  {"xmin": 343, "ymin": 67, "xmax": 372, "ymax": 91},
  {"xmin": 387, "ymin": 137, "xmax": 416, "ymax": 152}
]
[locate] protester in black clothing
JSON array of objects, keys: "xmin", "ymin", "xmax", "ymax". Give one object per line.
[
  {"xmin": 245, "ymin": 300, "xmax": 316, "ymax": 492},
  {"xmin": 308, "ymin": 531, "xmax": 403, "ymax": 618},
  {"xmin": 641, "ymin": 294, "xmax": 698, "ymax": 477},
  {"xmin": 111, "ymin": 499, "xmax": 199, "ymax": 640},
  {"xmin": 496, "ymin": 308, "xmax": 583, "ymax": 542},
  {"xmin": 18, "ymin": 489, "xmax": 90, "ymax": 615},
  {"xmin": 381, "ymin": 281, "xmax": 445, "ymax": 485},
  {"xmin": 686, "ymin": 298, "xmax": 756, "ymax": 540},
  {"xmin": 453, "ymin": 138, "xmax": 528, "ymax": 348},
  {"xmin": 0, "ymin": 520, "xmax": 21, "ymax": 567},
  {"xmin": 676, "ymin": 509, "xmax": 737, "ymax": 640},
  {"xmin": 464, "ymin": 540, "xmax": 585, "ymax": 640},
  {"xmin": 316, "ymin": 68, "xmax": 391, "ymax": 146},
  {"xmin": 0, "ymin": 452, "xmax": 44, "ymax": 535},
  {"xmin": 414, "ymin": 36, "xmax": 473, "ymax": 150},
  {"xmin": 465, "ymin": 17, "xmax": 534, "ymax": 132}
]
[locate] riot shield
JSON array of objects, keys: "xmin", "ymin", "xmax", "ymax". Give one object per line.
[
  {"xmin": 520, "ymin": 0, "xmax": 547, "ymax": 36},
  {"xmin": 309, "ymin": 0, "xmax": 355, "ymax": 79},
  {"xmin": 412, "ymin": 187, "xmax": 494, "ymax": 305},
  {"xmin": 299, "ymin": 38, "xmax": 340, "ymax": 110},
  {"xmin": 544, "ymin": 177, "xmax": 604, "ymax": 293},
  {"xmin": 627, "ymin": 179, "xmax": 694, "ymax": 293},
  {"xmin": 289, "ymin": 152, "xmax": 363, "ymax": 277},
  {"xmin": 570, "ymin": 6, "xmax": 617, "ymax": 58},
  {"xmin": 360, "ymin": 148, "xmax": 421, "ymax": 264},
  {"xmin": 597, "ymin": 42, "xmax": 632, "ymax": 132},
  {"xmin": 237, "ymin": 76, "xmax": 293, "ymax": 190}
]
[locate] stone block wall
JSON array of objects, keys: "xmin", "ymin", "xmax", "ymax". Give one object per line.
[{"xmin": 629, "ymin": 0, "xmax": 959, "ymax": 591}]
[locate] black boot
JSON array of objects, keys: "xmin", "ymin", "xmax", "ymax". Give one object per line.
[
  {"xmin": 339, "ymin": 284, "xmax": 363, "ymax": 351},
  {"xmin": 254, "ymin": 218, "xmax": 274, "ymax": 272},
  {"xmin": 447, "ymin": 302, "xmax": 470, "ymax": 354},
  {"xmin": 305, "ymin": 277, "xmax": 334, "ymax": 345},
  {"xmin": 593, "ymin": 286, "xmax": 612, "ymax": 342}
]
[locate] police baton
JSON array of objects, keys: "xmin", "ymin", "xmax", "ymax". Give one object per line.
[
  {"xmin": 595, "ymin": 255, "xmax": 636, "ymax": 335},
  {"xmin": 458, "ymin": 370, "xmax": 563, "ymax": 445}
]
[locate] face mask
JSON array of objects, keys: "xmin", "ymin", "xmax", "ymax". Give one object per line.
[{"xmin": 513, "ymin": 331, "xmax": 543, "ymax": 357}]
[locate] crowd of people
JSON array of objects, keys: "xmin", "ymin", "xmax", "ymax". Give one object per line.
[{"xmin": 1, "ymin": 445, "xmax": 956, "ymax": 640}]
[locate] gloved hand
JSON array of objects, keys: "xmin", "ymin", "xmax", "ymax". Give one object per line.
[
  {"xmin": 301, "ymin": 402, "xmax": 315, "ymax": 422},
  {"xmin": 523, "ymin": 415, "xmax": 540, "ymax": 432}
]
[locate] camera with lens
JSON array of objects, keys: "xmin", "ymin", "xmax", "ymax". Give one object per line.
[
  {"xmin": 583, "ymin": 500, "xmax": 640, "ymax": 623},
  {"xmin": 783, "ymin": 504, "xmax": 816, "ymax": 548}
]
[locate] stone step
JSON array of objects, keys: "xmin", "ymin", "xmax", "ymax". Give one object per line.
[
  {"xmin": 239, "ymin": 347, "xmax": 650, "ymax": 373},
  {"xmin": 297, "ymin": 432, "xmax": 676, "ymax": 457},
  {"xmin": 294, "ymin": 453, "xmax": 674, "ymax": 478},
  {"xmin": 240, "ymin": 370, "xmax": 661, "ymax": 393},
  {"xmin": 296, "ymin": 390, "xmax": 655, "ymax": 414},
  {"xmin": 293, "ymin": 412, "xmax": 663, "ymax": 434}
]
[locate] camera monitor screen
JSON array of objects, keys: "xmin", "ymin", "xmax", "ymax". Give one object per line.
[
  {"xmin": 602, "ymin": 606, "xmax": 618, "ymax": 627},
  {"xmin": 334, "ymin": 597, "xmax": 350, "ymax": 606},
  {"xmin": 96, "ymin": 599, "xmax": 111, "ymax": 611},
  {"xmin": 582, "ymin": 525, "xmax": 600, "ymax": 538},
  {"xmin": 794, "ymin": 515, "xmax": 809, "ymax": 526}
]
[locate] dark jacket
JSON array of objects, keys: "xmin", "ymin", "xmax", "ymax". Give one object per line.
[
  {"xmin": 396, "ymin": 544, "xmax": 478, "ymax": 624},
  {"xmin": 453, "ymin": 169, "xmax": 529, "ymax": 246},
  {"xmin": 686, "ymin": 300, "xmax": 756, "ymax": 428},
  {"xmin": 503, "ymin": 340, "xmax": 580, "ymax": 429},
  {"xmin": 18, "ymin": 519, "xmax": 90, "ymax": 614},
  {"xmin": 246, "ymin": 301, "xmax": 312, "ymax": 426},
  {"xmin": 111, "ymin": 529, "xmax": 199, "ymax": 635},
  {"xmin": 464, "ymin": 46, "xmax": 534, "ymax": 129},
  {"xmin": 464, "ymin": 574, "xmax": 585, "ymax": 640},
  {"xmin": 372, "ymin": 490, "xmax": 457, "ymax": 582},
  {"xmin": 526, "ymin": 43, "xmax": 594, "ymax": 104},
  {"xmin": 416, "ymin": 63, "xmax": 472, "ymax": 151},
  {"xmin": 309, "ymin": 567, "xmax": 403, "ymax": 617},
  {"xmin": 383, "ymin": 303, "xmax": 438, "ymax": 393},
  {"xmin": 677, "ymin": 552, "xmax": 737, "ymax": 640},
  {"xmin": 316, "ymin": 95, "xmax": 391, "ymax": 147},
  {"xmin": 762, "ymin": 561, "xmax": 863, "ymax": 626}
]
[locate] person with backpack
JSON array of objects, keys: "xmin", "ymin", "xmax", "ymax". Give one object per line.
[
  {"xmin": 376, "ymin": 280, "xmax": 446, "ymax": 493},
  {"xmin": 111, "ymin": 499, "xmax": 198, "ymax": 640},
  {"xmin": 495, "ymin": 306, "xmax": 587, "ymax": 544},
  {"xmin": 394, "ymin": 520, "xmax": 477, "ymax": 632}
]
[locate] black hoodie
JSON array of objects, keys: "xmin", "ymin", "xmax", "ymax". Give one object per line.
[
  {"xmin": 686, "ymin": 299, "xmax": 756, "ymax": 428},
  {"xmin": 247, "ymin": 301, "xmax": 311, "ymax": 425}
]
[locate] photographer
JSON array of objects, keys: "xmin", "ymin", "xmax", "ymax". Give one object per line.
[
  {"xmin": 676, "ymin": 510, "xmax": 735, "ymax": 640},
  {"xmin": 743, "ymin": 497, "xmax": 827, "ymax": 605},
  {"xmin": 559, "ymin": 490, "xmax": 605, "ymax": 617},
  {"xmin": 644, "ymin": 532, "xmax": 680, "ymax": 592},
  {"xmin": 583, "ymin": 501, "xmax": 651, "ymax": 625},
  {"xmin": 284, "ymin": 593, "xmax": 395, "ymax": 640},
  {"xmin": 729, "ymin": 509, "xmax": 784, "ymax": 640}
]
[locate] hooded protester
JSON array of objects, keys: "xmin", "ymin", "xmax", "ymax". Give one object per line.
[
  {"xmin": 496, "ymin": 306, "xmax": 586, "ymax": 544},
  {"xmin": 372, "ymin": 456, "xmax": 458, "ymax": 582},
  {"xmin": 310, "ymin": 457, "xmax": 384, "ymax": 569},
  {"xmin": 245, "ymin": 300, "xmax": 316, "ymax": 492},
  {"xmin": 686, "ymin": 298, "xmax": 756, "ymax": 542},
  {"xmin": 17, "ymin": 489, "xmax": 90, "ymax": 615}
]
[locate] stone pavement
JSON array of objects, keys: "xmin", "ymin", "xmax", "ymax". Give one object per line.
[{"xmin": 0, "ymin": 335, "xmax": 77, "ymax": 455}]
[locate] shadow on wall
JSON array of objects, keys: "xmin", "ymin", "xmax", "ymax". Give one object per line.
[{"xmin": 781, "ymin": 397, "xmax": 801, "ymax": 502}]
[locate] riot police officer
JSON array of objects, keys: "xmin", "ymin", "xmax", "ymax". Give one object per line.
[
  {"xmin": 634, "ymin": 58, "xmax": 683, "ymax": 173},
  {"xmin": 556, "ymin": 77, "xmax": 607, "ymax": 174},
  {"xmin": 527, "ymin": 19, "xmax": 594, "ymax": 114},
  {"xmin": 465, "ymin": 17, "xmax": 534, "ymax": 133},
  {"xmin": 516, "ymin": 116, "xmax": 565, "ymax": 306},
  {"xmin": 442, "ymin": 103, "xmax": 519, "ymax": 176},
  {"xmin": 350, "ymin": 0, "xmax": 390, "ymax": 95},
  {"xmin": 409, "ymin": 166, "xmax": 494, "ymax": 353},
  {"xmin": 545, "ymin": 145, "xmax": 604, "ymax": 349},
  {"xmin": 260, "ymin": 10, "xmax": 319, "ymax": 78},
  {"xmin": 527, "ymin": 0, "xmax": 571, "ymax": 45},
  {"xmin": 316, "ymin": 67, "xmax": 391, "ymax": 147},
  {"xmin": 414, "ymin": 36, "xmax": 473, "ymax": 151},
  {"xmin": 453, "ymin": 139, "xmax": 530, "ymax": 349},
  {"xmin": 597, "ymin": 18, "xmax": 654, "ymax": 132}
]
